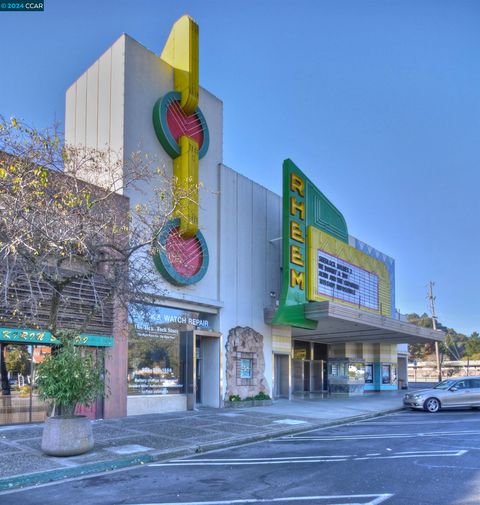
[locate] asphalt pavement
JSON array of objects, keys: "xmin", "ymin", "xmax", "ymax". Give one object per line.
[
  {"xmin": 0, "ymin": 392, "xmax": 405, "ymax": 491},
  {"xmin": 2, "ymin": 408, "xmax": 479, "ymax": 505}
]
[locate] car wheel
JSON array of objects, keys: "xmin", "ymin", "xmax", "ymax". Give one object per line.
[{"xmin": 424, "ymin": 397, "xmax": 440, "ymax": 413}]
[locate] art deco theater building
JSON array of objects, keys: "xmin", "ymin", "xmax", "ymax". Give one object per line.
[{"xmin": 0, "ymin": 16, "xmax": 443, "ymax": 423}]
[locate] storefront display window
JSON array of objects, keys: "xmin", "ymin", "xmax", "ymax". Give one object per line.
[
  {"xmin": 0, "ymin": 343, "xmax": 51, "ymax": 425},
  {"xmin": 128, "ymin": 304, "xmax": 211, "ymax": 396},
  {"xmin": 382, "ymin": 364, "xmax": 391, "ymax": 384},
  {"xmin": 365, "ymin": 363, "xmax": 374, "ymax": 384}
]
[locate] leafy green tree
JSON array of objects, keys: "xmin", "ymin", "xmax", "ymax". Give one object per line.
[
  {"xmin": 465, "ymin": 332, "xmax": 480, "ymax": 360},
  {"xmin": 5, "ymin": 346, "xmax": 31, "ymax": 376},
  {"xmin": 407, "ymin": 313, "xmax": 435, "ymax": 360},
  {"xmin": 407, "ymin": 312, "xmax": 476, "ymax": 362},
  {"xmin": 36, "ymin": 331, "xmax": 105, "ymax": 417},
  {"xmin": 441, "ymin": 329, "xmax": 467, "ymax": 361}
]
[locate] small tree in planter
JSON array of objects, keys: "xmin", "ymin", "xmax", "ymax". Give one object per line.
[{"xmin": 36, "ymin": 331, "xmax": 106, "ymax": 456}]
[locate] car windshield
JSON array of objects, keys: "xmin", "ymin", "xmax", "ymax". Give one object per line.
[{"xmin": 434, "ymin": 380, "xmax": 457, "ymax": 390}]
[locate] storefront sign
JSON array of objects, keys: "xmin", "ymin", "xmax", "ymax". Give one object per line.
[
  {"xmin": 129, "ymin": 304, "xmax": 210, "ymax": 338},
  {"xmin": 0, "ymin": 327, "xmax": 113, "ymax": 347}
]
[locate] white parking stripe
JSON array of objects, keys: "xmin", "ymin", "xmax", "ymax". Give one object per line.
[
  {"xmin": 123, "ymin": 493, "xmax": 394, "ymax": 505},
  {"xmin": 276, "ymin": 429, "xmax": 480, "ymax": 442},
  {"xmin": 353, "ymin": 450, "xmax": 467, "ymax": 460},
  {"xmin": 150, "ymin": 450, "xmax": 466, "ymax": 467},
  {"xmin": 196, "ymin": 455, "xmax": 353, "ymax": 462},
  {"xmin": 151, "ymin": 459, "xmax": 349, "ymax": 466}
]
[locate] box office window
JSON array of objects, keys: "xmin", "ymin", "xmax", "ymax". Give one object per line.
[{"xmin": 328, "ymin": 361, "xmax": 347, "ymax": 378}]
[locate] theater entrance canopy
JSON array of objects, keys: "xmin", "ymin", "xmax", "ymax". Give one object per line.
[{"xmin": 290, "ymin": 301, "xmax": 443, "ymax": 345}]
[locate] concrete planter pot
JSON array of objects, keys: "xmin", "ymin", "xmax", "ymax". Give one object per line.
[
  {"xmin": 224, "ymin": 400, "xmax": 254, "ymax": 408},
  {"xmin": 41, "ymin": 415, "xmax": 94, "ymax": 457},
  {"xmin": 253, "ymin": 399, "xmax": 273, "ymax": 407}
]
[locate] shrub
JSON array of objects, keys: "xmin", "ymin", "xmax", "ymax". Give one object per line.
[
  {"xmin": 254, "ymin": 391, "xmax": 270, "ymax": 401},
  {"xmin": 36, "ymin": 331, "xmax": 106, "ymax": 417},
  {"xmin": 228, "ymin": 394, "xmax": 241, "ymax": 402}
]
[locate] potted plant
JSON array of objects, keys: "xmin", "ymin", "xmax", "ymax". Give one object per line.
[
  {"xmin": 253, "ymin": 391, "xmax": 272, "ymax": 407},
  {"xmin": 225, "ymin": 394, "xmax": 241, "ymax": 408},
  {"xmin": 36, "ymin": 331, "xmax": 106, "ymax": 456}
]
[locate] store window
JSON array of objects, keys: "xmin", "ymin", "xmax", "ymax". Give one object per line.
[
  {"xmin": 128, "ymin": 304, "xmax": 211, "ymax": 396},
  {"xmin": 0, "ymin": 343, "xmax": 51, "ymax": 425}
]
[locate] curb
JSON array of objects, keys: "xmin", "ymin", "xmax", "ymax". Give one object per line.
[{"xmin": 0, "ymin": 407, "xmax": 404, "ymax": 492}]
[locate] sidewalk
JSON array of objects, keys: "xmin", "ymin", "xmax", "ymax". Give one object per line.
[{"xmin": 0, "ymin": 392, "xmax": 405, "ymax": 491}]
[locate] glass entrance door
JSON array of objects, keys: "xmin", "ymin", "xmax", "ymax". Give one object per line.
[
  {"xmin": 195, "ymin": 335, "xmax": 202, "ymax": 404},
  {"xmin": 303, "ymin": 361, "xmax": 311, "ymax": 392}
]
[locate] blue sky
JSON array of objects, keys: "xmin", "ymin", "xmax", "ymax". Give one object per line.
[{"xmin": 0, "ymin": 0, "xmax": 479, "ymax": 334}]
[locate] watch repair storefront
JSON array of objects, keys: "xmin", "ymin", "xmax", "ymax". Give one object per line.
[{"xmin": 127, "ymin": 304, "xmax": 221, "ymax": 415}]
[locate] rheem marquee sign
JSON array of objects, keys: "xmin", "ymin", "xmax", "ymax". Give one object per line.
[
  {"xmin": 316, "ymin": 249, "xmax": 379, "ymax": 310},
  {"xmin": 274, "ymin": 159, "xmax": 392, "ymax": 328}
]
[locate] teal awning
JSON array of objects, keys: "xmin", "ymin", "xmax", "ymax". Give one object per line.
[{"xmin": 0, "ymin": 327, "xmax": 114, "ymax": 347}]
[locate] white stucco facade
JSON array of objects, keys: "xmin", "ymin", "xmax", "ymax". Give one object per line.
[
  {"xmin": 65, "ymin": 34, "xmax": 284, "ymax": 413},
  {"xmin": 64, "ymin": 29, "xmax": 439, "ymax": 416}
]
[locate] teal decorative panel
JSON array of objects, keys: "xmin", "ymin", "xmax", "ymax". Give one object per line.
[{"xmin": 0, "ymin": 327, "xmax": 114, "ymax": 347}]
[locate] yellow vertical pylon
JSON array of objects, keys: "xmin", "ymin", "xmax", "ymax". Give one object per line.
[{"xmin": 161, "ymin": 15, "xmax": 201, "ymax": 237}]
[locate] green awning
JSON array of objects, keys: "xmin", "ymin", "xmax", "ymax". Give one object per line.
[{"xmin": 0, "ymin": 327, "xmax": 114, "ymax": 347}]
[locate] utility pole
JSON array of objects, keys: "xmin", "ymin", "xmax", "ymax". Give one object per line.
[{"xmin": 428, "ymin": 281, "xmax": 442, "ymax": 382}]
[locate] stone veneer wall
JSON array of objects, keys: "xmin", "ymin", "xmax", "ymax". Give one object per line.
[{"xmin": 225, "ymin": 326, "xmax": 269, "ymax": 400}]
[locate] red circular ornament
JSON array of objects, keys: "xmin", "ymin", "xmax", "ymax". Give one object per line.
[
  {"xmin": 166, "ymin": 99, "xmax": 204, "ymax": 148},
  {"xmin": 165, "ymin": 226, "xmax": 203, "ymax": 278}
]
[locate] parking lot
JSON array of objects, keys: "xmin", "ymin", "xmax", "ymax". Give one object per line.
[{"xmin": 2, "ymin": 408, "xmax": 480, "ymax": 505}]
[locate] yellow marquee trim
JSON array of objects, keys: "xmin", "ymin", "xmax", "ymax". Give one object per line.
[{"xmin": 307, "ymin": 226, "xmax": 391, "ymax": 317}]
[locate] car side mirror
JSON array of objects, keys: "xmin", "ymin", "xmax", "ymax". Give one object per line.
[{"xmin": 450, "ymin": 387, "xmax": 458, "ymax": 392}]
